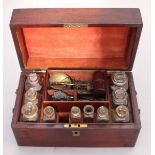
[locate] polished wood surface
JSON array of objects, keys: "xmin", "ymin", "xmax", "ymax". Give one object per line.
[
  {"xmin": 12, "ymin": 71, "xmax": 141, "ymax": 147},
  {"xmin": 10, "ymin": 8, "xmax": 143, "ymax": 70},
  {"xmin": 10, "ymin": 8, "xmax": 142, "ymax": 147},
  {"xmin": 10, "ymin": 8, "xmax": 142, "ymax": 26},
  {"xmin": 22, "ymin": 27, "xmax": 130, "ymax": 69}
]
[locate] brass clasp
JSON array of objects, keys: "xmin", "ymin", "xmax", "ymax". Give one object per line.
[{"xmin": 64, "ymin": 123, "xmax": 88, "ymax": 128}]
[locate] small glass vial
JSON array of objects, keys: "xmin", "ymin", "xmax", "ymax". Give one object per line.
[
  {"xmin": 70, "ymin": 106, "xmax": 82, "ymax": 123},
  {"xmin": 112, "ymin": 105, "xmax": 130, "ymax": 122},
  {"xmin": 111, "ymin": 72, "xmax": 128, "ymax": 91},
  {"xmin": 96, "ymin": 106, "xmax": 109, "ymax": 122},
  {"xmin": 24, "ymin": 88, "xmax": 39, "ymax": 104},
  {"xmin": 112, "ymin": 88, "xmax": 128, "ymax": 106},
  {"xmin": 83, "ymin": 105, "xmax": 94, "ymax": 123},
  {"xmin": 43, "ymin": 106, "xmax": 56, "ymax": 122},
  {"xmin": 25, "ymin": 73, "xmax": 42, "ymax": 91},
  {"xmin": 21, "ymin": 102, "xmax": 38, "ymax": 122}
]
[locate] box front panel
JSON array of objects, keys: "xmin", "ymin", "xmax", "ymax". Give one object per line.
[{"xmin": 12, "ymin": 126, "xmax": 140, "ymax": 147}]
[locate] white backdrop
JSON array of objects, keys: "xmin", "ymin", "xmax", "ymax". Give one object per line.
[{"xmin": 3, "ymin": 0, "xmax": 151, "ymax": 155}]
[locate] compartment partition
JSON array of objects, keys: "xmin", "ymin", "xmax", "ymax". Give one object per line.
[{"xmin": 18, "ymin": 70, "xmax": 134, "ymax": 124}]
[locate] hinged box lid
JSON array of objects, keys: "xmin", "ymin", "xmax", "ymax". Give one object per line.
[{"xmin": 10, "ymin": 8, "xmax": 143, "ymax": 71}]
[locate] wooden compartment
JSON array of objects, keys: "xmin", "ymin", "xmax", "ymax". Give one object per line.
[
  {"xmin": 10, "ymin": 8, "xmax": 142, "ymax": 147},
  {"xmin": 17, "ymin": 71, "xmax": 46, "ymax": 123},
  {"xmin": 40, "ymin": 101, "xmax": 110, "ymax": 123},
  {"xmin": 46, "ymin": 70, "xmax": 109, "ymax": 101}
]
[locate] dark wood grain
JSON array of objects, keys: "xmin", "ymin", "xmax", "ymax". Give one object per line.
[
  {"xmin": 13, "ymin": 127, "xmax": 139, "ymax": 147},
  {"xmin": 10, "ymin": 8, "xmax": 142, "ymax": 26},
  {"xmin": 10, "ymin": 9, "xmax": 142, "ymax": 147},
  {"xmin": 12, "ymin": 71, "xmax": 141, "ymax": 147},
  {"xmin": 10, "ymin": 8, "xmax": 143, "ymax": 70}
]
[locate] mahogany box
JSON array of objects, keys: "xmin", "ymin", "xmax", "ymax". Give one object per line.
[{"xmin": 10, "ymin": 8, "xmax": 143, "ymax": 147}]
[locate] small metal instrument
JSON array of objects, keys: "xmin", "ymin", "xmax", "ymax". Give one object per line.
[
  {"xmin": 49, "ymin": 72, "xmax": 72, "ymax": 90},
  {"xmin": 49, "ymin": 72, "xmax": 106, "ymax": 101},
  {"xmin": 49, "ymin": 72, "xmax": 93, "ymax": 92}
]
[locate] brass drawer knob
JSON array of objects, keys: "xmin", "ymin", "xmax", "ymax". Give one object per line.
[{"xmin": 72, "ymin": 131, "xmax": 80, "ymax": 137}]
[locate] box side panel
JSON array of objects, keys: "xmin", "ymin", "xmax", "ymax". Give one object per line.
[{"xmin": 128, "ymin": 72, "xmax": 141, "ymax": 126}]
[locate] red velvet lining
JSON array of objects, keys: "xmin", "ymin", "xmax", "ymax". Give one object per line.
[{"xmin": 21, "ymin": 27, "xmax": 131, "ymax": 69}]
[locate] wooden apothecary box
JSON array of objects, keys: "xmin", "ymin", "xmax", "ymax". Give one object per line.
[{"xmin": 10, "ymin": 8, "xmax": 142, "ymax": 147}]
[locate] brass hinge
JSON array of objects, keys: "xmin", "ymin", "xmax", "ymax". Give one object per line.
[
  {"xmin": 106, "ymin": 70, "xmax": 130, "ymax": 75},
  {"xmin": 32, "ymin": 69, "xmax": 46, "ymax": 73},
  {"xmin": 64, "ymin": 123, "xmax": 88, "ymax": 128},
  {"xmin": 107, "ymin": 70, "xmax": 130, "ymax": 73},
  {"xmin": 25, "ymin": 69, "xmax": 46, "ymax": 73},
  {"xmin": 64, "ymin": 24, "xmax": 88, "ymax": 28}
]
